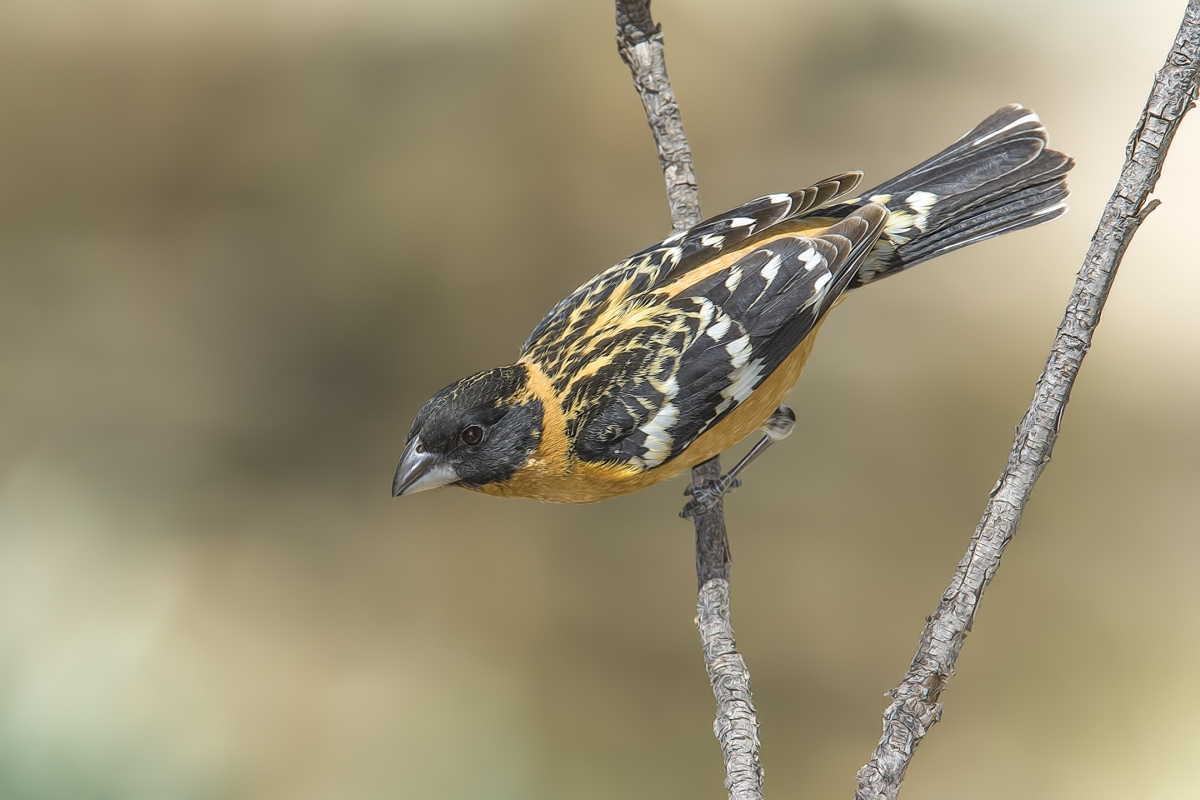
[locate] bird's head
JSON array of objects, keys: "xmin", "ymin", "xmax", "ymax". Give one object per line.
[{"xmin": 393, "ymin": 364, "xmax": 544, "ymax": 497}]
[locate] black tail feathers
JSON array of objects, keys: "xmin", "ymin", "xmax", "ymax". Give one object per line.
[{"xmin": 839, "ymin": 105, "xmax": 1073, "ymax": 287}]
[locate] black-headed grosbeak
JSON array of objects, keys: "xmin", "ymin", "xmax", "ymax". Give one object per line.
[{"xmin": 393, "ymin": 105, "xmax": 1073, "ymax": 504}]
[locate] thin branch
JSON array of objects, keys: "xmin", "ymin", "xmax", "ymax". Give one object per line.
[
  {"xmin": 855, "ymin": 4, "xmax": 1200, "ymax": 799},
  {"xmin": 615, "ymin": 2, "xmax": 763, "ymax": 799},
  {"xmin": 615, "ymin": 0, "xmax": 702, "ymax": 232}
]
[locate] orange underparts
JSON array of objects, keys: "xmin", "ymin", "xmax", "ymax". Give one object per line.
[{"xmin": 467, "ymin": 318, "xmax": 827, "ymax": 503}]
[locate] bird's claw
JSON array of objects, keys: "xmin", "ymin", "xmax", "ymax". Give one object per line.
[
  {"xmin": 679, "ymin": 409, "xmax": 791, "ymax": 517},
  {"xmin": 679, "ymin": 476, "xmax": 741, "ymax": 518}
]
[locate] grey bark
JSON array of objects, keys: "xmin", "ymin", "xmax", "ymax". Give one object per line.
[
  {"xmin": 615, "ymin": 0, "xmax": 702, "ymax": 233},
  {"xmin": 615, "ymin": 3, "xmax": 763, "ymax": 799},
  {"xmin": 854, "ymin": 4, "xmax": 1200, "ymax": 799},
  {"xmin": 699, "ymin": 579, "xmax": 765, "ymax": 800}
]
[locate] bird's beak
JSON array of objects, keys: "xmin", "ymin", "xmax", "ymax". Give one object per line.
[{"xmin": 392, "ymin": 437, "xmax": 461, "ymax": 497}]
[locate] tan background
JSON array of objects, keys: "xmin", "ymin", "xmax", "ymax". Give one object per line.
[{"xmin": 1, "ymin": 1, "xmax": 1198, "ymax": 798}]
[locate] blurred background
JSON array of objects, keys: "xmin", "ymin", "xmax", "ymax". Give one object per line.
[{"xmin": 2, "ymin": 0, "xmax": 1198, "ymax": 798}]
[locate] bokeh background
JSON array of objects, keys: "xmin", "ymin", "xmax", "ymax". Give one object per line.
[{"xmin": 2, "ymin": 1, "xmax": 1198, "ymax": 798}]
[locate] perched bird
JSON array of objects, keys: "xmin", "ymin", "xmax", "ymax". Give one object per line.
[{"xmin": 393, "ymin": 105, "xmax": 1073, "ymax": 506}]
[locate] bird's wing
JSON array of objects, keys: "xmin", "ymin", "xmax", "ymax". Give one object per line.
[
  {"xmin": 555, "ymin": 204, "xmax": 888, "ymax": 469},
  {"xmin": 521, "ymin": 173, "xmax": 862, "ymax": 361}
]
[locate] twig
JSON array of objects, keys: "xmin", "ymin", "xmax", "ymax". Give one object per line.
[
  {"xmin": 615, "ymin": 2, "xmax": 763, "ymax": 799},
  {"xmin": 615, "ymin": 0, "xmax": 702, "ymax": 233},
  {"xmin": 854, "ymin": 4, "xmax": 1200, "ymax": 799}
]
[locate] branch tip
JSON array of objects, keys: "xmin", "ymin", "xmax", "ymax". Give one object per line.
[{"xmin": 855, "ymin": 4, "xmax": 1200, "ymax": 798}]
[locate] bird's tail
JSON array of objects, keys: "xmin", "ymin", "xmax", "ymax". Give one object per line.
[{"xmin": 834, "ymin": 105, "xmax": 1073, "ymax": 287}]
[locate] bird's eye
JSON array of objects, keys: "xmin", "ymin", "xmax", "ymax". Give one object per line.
[{"xmin": 460, "ymin": 425, "xmax": 484, "ymax": 446}]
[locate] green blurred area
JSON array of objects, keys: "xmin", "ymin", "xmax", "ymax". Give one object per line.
[{"xmin": 1, "ymin": 1, "xmax": 1198, "ymax": 798}]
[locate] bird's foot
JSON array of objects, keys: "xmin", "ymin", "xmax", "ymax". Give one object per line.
[
  {"xmin": 677, "ymin": 405, "xmax": 796, "ymax": 520},
  {"xmin": 680, "ymin": 476, "xmax": 742, "ymax": 518}
]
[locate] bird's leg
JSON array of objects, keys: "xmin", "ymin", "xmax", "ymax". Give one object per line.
[{"xmin": 680, "ymin": 405, "xmax": 797, "ymax": 518}]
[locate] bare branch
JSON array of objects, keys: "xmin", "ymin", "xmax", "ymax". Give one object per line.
[
  {"xmin": 855, "ymin": 4, "xmax": 1200, "ymax": 799},
  {"xmin": 615, "ymin": 0, "xmax": 702, "ymax": 232},
  {"xmin": 615, "ymin": 2, "xmax": 762, "ymax": 799},
  {"xmin": 699, "ymin": 579, "xmax": 764, "ymax": 800},
  {"xmin": 689, "ymin": 457, "xmax": 732, "ymax": 589}
]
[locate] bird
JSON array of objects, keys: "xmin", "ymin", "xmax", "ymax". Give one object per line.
[{"xmin": 393, "ymin": 104, "xmax": 1073, "ymax": 508}]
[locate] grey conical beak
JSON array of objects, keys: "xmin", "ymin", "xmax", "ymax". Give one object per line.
[{"xmin": 392, "ymin": 437, "xmax": 462, "ymax": 497}]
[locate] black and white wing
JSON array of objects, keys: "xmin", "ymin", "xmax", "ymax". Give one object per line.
[
  {"xmin": 521, "ymin": 173, "xmax": 863, "ymax": 365},
  {"xmin": 564, "ymin": 204, "xmax": 888, "ymax": 469}
]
